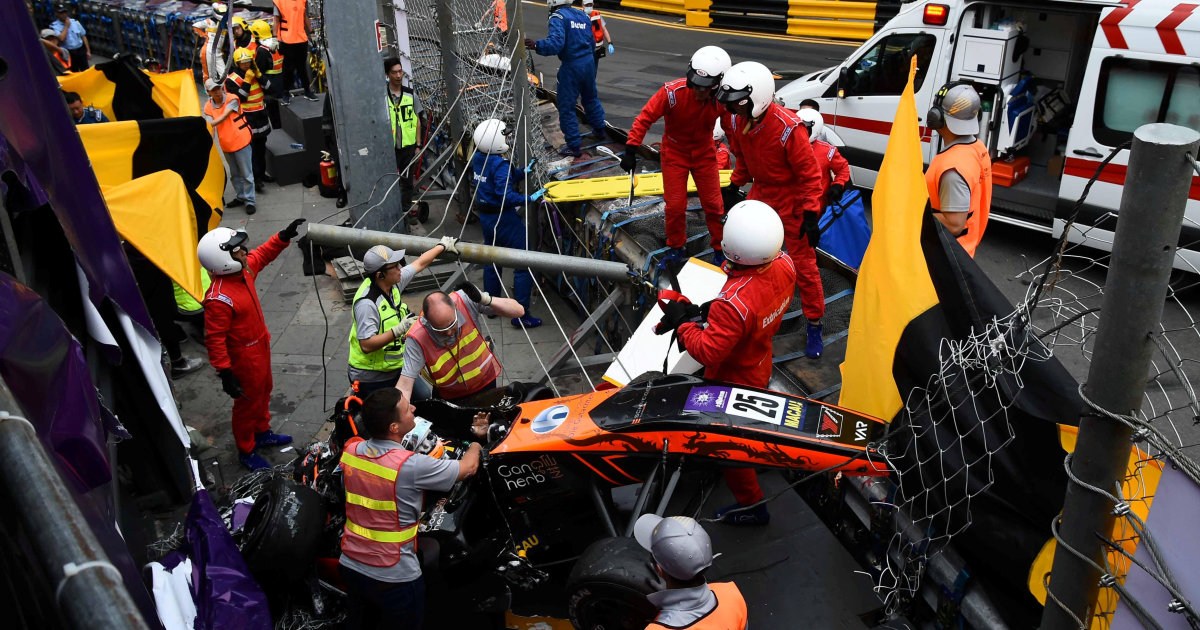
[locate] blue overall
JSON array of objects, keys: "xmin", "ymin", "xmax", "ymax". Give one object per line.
[
  {"xmin": 471, "ymin": 151, "xmax": 533, "ymax": 310},
  {"xmin": 533, "ymin": 7, "xmax": 605, "ymax": 153}
]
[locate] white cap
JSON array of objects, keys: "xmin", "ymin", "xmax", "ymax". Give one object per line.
[
  {"xmin": 942, "ymin": 83, "xmax": 981, "ymax": 135},
  {"xmin": 204, "ymin": 78, "xmax": 222, "ymax": 92},
  {"xmin": 363, "ymin": 245, "xmax": 405, "ymax": 273},
  {"xmin": 41, "ymin": 28, "xmax": 58, "ymax": 39},
  {"xmin": 634, "ymin": 514, "xmax": 713, "ymax": 581}
]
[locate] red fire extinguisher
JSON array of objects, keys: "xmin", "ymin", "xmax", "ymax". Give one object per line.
[{"xmin": 320, "ymin": 151, "xmax": 339, "ymax": 189}]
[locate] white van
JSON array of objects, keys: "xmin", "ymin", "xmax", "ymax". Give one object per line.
[{"xmin": 777, "ymin": 0, "xmax": 1200, "ymax": 270}]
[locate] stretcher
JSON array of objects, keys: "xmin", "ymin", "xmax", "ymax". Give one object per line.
[{"xmin": 541, "ymin": 169, "xmax": 734, "ymax": 203}]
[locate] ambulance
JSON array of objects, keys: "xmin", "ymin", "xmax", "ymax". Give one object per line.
[{"xmin": 777, "ymin": 0, "xmax": 1200, "ymax": 270}]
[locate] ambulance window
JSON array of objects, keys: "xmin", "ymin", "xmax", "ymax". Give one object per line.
[
  {"xmin": 843, "ymin": 33, "xmax": 936, "ymax": 96},
  {"xmin": 1095, "ymin": 58, "xmax": 1200, "ymax": 146}
]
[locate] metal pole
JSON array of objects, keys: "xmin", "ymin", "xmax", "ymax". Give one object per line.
[
  {"xmin": 1040, "ymin": 123, "xmax": 1200, "ymax": 630},
  {"xmin": 436, "ymin": 0, "xmax": 465, "ymax": 151},
  {"xmin": 307, "ymin": 223, "xmax": 632, "ymax": 281},
  {"xmin": 510, "ymin": 0, "xmax": 533, "ymax": 176},
  {"xmin": 0, "ymin": 380, "xmax": 150, "ymax": 630}
]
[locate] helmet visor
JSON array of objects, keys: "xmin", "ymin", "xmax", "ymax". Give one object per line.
[
  {"xmin": 686, "ymin": 67, "xmax": 721, "ymax": 90},
  {"xmin": 715, "ymin": 84, "xmax": 751, "ymax": 105},
  {"xmin": 219, "ymin": 230, "xmax": 249, "ymax": 253}
]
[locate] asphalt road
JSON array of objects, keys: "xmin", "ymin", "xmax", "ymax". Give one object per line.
[{"xmin": 520, "ymin": 3, "xmax": 1200, "ymax": 454}]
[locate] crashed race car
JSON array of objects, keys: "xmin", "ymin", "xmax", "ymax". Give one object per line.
[{"xmin": 243, "ymin": 373, "xmax": 889, "ymax": 628}]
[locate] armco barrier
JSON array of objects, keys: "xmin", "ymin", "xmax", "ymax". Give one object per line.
[{"xmin": 597, "ymin": 0, "xmax": 898, "ymax": 42}]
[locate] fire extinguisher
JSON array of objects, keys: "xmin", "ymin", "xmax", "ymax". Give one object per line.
[{"xmin": 319, "ymin": 151, "xmax": 339, "ymax": 189}]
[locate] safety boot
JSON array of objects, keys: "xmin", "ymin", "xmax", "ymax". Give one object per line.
[
  {"xmin": 255, "ymin": 430, "xmax": 293, "ymax": 448},
  {"xmin": 714, "ymin": 501, "xmax": 770, "ymax": 526},
  {"xmin": 238, "ymin": 451, "xmax": 271, "ymax": 471},
  {"xmin": 806, "ymin": 321, "xmax": 823, "ymax": 358},
  {"xmin": 512, "ymin": 314, "xmax": 543, "ymax": 329}
]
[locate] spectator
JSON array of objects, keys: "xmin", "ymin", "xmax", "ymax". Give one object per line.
[
  {"xmin": 64, "ymin": 91, "xmax": 109, "ymax": 125},
  {"xmin": 384, "ymin": 57, "xmax": 423, "ymax": 216},
  {"xmin": 273, "ymin": 0, "xmax": 318, "ymax": 103},
  {"xmin": 51, "ymin": 3, "xmax": 90, "ymax": 71},
  {"xmin": 41, "ymin": 28, "xmax": 70, "ymax": 75},
  {"xmin": 202, "ymin": 79, "xmax": 257, "ymax": 214}
]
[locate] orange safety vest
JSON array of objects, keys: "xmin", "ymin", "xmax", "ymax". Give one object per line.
[
  {"xmin": 339, "ymin": 437, "xmax": 419, "ymax": 567},
  {"xmin": 274, "ymin": 0, "xmax": 309, "ymax": 44},
  {"xmin": 54, "ymin": 48, "xmax": 72, "ymax": 71},
  {"xmin": 228, "ymin": 70, "xmax": 265, "ymax": 112},
  {"xmin": 589, "ymin": 10, "xmax": 605, "ymax": 44},
  {"xmin": 406, "ymin": 292, "xmax": 502, "ymax": 399},
  {"xmin": 265, "ymin": 49, "xmax": 284, "ymax": 75},
  {"xmin": 645, "ymin": 583, "xmax": 748, "ymax": 630},
  {"xmin": 203, "ymin": 96, "xmax": 253, "ymax": 153},
  {"xmin": 491, "ymin": 0, "xmax": 508, "ymax": 32},
  {"xmin": 925, "ymin": 138, "xmax": 992, "ymax": 258}
]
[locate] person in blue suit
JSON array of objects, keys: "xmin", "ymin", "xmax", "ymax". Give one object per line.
[
  {"xmin": 470, "ymin": 119, "xmax": 543, "ymax": 329},
  {"xmin": 525, "ymin": 0, "xmax": 606, "ymax": 158}
]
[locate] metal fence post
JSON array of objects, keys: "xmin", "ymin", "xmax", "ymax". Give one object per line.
[
  {"xmin": 436, "ymin": 0, "xmax": 468, "ymax": 216},
  {"xmin": 1040, "ymin": 123, "xmax": 1200, "ymax": 629}
]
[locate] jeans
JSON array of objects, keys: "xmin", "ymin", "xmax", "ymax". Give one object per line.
[
  {"xmin": 342, "ymin": 568, "xmax": 425, "ymax": 630},
  {"xmin": 224, "ymin": 144, "xmax": 256, "ymax": 205}
]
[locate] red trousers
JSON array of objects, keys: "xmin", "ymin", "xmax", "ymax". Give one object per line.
[
  {"xmin": 231, "ymin": 338, "xmax": 274, "ymax": 454},
  {"xmin": 783, "ymin": 229, "xmax": 825, "ymax": 321},
  {"xmin": 662, "ymin": 144, "xmax": 724, "ymax": 252},
  {"xmin": 723, "ymin": 468, "xmax": 764, "ymax": 506}
]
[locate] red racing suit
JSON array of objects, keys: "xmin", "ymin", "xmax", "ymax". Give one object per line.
[
  {"xmin": 627, "ymin": 78, "xmax": 726, "ymax": 252},
  {"xmin": 715, "ymin": 141, "xmax": 732, "ymax": 170},
  {"xmin": 203, "ymin": 233, "xmax": 289, "ymax": 454},
  {"xmin": 727, "ymin": 103, "xmax": 825, "ymax": 320},
  {"xmin": 677, "ymin": 252, "xmax": 797, "ymax": 505},
  {"xmin": 812, "ymin": 138, "xmax": 851, "ymax": 203}
]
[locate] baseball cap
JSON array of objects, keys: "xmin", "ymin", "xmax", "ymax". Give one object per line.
[
  {"xmin": 40, "ymin": 28, "xmax": 58, "ymax": 39},
  {"xmin": 363, "ymin": 245, "xmax": 405, "ymax": 273},
  {"xmin": 941, "ymin": 83, "xmax": 981, "ymax": 136},
  {"xmin": 634, "ymin": 514, "xmax": 713, "ymax": 581},
  {"xmin": 204, "ymin": 78, "xmax": 222, "ymax": 92}
]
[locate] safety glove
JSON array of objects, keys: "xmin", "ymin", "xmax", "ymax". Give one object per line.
[
  {"xmin": 825, "ymin": 183, "xmax": 845, "ymax": 208},
  {"xmin": 390, "ymin": 314, "xmax": 419, "ymax": 339},
  {"xmin": 439, "ymin": 235, "xmax": 460, "ymax": 256},
  {"xmin": 620, "ymin": 144, "xmax": 638, "ymax": 173},
  {"xmin": 801, "ymin": 211, "xmax": 821, "ymax": 250},
  {"xmin": 523, "ymin": 39, "xmax": 536, "ymax": 50},
  {"xmin": 721, "ymin": 184, "xmax": 744, "ymax": 211},
  {"xmin": 278, "ymin": 218, "xmax": 306, "ymax": 242},
  {"xmin": 456, "ymin": 281, "xmax": 492, "ymax": 306},
  {"xmin": 218, "ymin": 368, "xmax": 244, "ymax": 399},
  {"xmin": 654, "ymin": 300, "xmax": 703, "ymax": 336}
]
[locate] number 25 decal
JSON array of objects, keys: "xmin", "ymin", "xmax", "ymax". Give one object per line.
[{"xmin": 725, "ymin": 389, "xmax": 786, "ymax": 424}]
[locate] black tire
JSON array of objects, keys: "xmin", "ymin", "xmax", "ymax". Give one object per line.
[
  {"xmin": 416, "ymin": 201, "xmax": 430, "ymax": 223},
  {"xmin": 240, "ymin": 477, "xmax": 326, "ymax": 584},
  {"xmin": 566, "ymin": 537, "xmax": 664, "ymax": 630}
]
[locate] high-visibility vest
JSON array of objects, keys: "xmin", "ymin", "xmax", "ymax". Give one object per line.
[
  {"xmin": 491, "ymin": 0, "xmax": 508, "ymax": 32},
  {"xmin": 274, "ymin": 0, "xmax": 309, "ymax": 44},
  {"xmin": 264, "ymin": 49, "xmax": 284, "ymax": 75},
  {"xmin": 646, "ymin": 582, "xmax": 748, "ymax": 630},
  {"xmin": 339, "ymin": 437, "xmax": 419, "ymax": 567},
  {"xmin": 387, "ymin": 87, "xmax": 419, "ymax": 149},
  {"xmin": 227, "ymin": 69, "xmax": 265, "ymax": 112},
  {"xmin": 406, "ymin": 292, "xmax": 501, "ymax": 399},
  {"xmin": 925, "ymin": 138, "xmax": 992, "ymax": 258},
  {"xmin": 348, "ymin": 278, "xmax": 411, "ymax": 373},
  {"xmin": 54, "ymin": 48, "xmax": 72, "ymax": 71},
  {"xmin": 174, "ymin": 269, "xmax": 212, "ymax": 314},
  {"xmin": 203, "ymin": 96, "xmax": 253, "ymax": 153},
  {"xmin": 589, "ymin": 10, "xmax": 605, "ymax": 44}
]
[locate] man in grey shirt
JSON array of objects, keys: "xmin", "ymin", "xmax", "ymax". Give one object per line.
[{"xmin": 339, "ymin": 388, "xmax": 481, "ymax": 630}]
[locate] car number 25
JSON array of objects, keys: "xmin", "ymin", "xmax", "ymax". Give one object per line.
[{"xmin": 725, "ymin": 388, "xmax": 787, "ymax": 425}]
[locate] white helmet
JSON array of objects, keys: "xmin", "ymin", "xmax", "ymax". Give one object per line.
[
  {"xmin": 716, "ymin": 61, "xmax": 776, "ymax": 118},
  {"xmin": 722, "ymin": 200, "xmax": 783, "ymax": 266},
  {"xmin": 712, "ymin": 119, "xmax": 725, "ymax": 142},
  {"xmin": 473, "ymin": 119, "xmax": 509, "ymax": 154},
  {"xmin": 198, "ymin": 227, "xmax": 248, "ymax": 275},
  {"xmin": 797, "ymin": 108, "xmax": 823, "ymax": 143},
  {"xmin": 547, "ymin": 0, "xmax": 572, "ymax": 8},
  {"xmin": 260, "ymin": 37, "xmax": 279, "ymax": 52},
  {"xmin": 687, "ymin": 46, "xmax": 731, "ymax": 90}
]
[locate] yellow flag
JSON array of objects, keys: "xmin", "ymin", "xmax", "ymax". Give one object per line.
[
  {"xmin": 105, "ymin": 170, "xmax": 205, "ymax": 300},
  {"xmin": 838, "ymin": 56, "xmax": 939, "ymax": 421}
]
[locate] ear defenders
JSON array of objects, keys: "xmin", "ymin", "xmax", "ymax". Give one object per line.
[{"xmin": 925, "ymin": 80, "xmax": 971, "ymax": 130}]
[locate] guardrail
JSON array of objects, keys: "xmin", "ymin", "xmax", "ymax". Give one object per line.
[{"xmin": 593, "ymin": 0, "xmax": 901, "ymax": 42}]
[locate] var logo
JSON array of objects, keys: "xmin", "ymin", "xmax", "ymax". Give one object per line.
[
  {"xmin": 531, "ymin": 405, "xmax": 570, "ymax": 434},
  {"xmin": 854, "ymin": 420, "xmax": 868, "ymax": 442}
]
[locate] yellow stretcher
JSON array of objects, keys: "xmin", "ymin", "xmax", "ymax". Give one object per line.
[{"xmin": 541, "ymin": 170, "xmax": 734, "ymax": 203}]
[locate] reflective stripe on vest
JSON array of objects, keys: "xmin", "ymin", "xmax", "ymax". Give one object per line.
[
  {"xmin": 646, "ymin": 582, "xmax": 748, "ymax": 630},
  {"xmin": 388, "ymin": 88, "xmax": 418, "ymax": 149},
  {"xmin": 406, "ymin": 292, "xmax": 501, "ymax": 399},
  {"xmin": 274, "ymin": 0, "xmax": 308, "ymax": 44},
  {"xmin": 924, "ymin": 139, "xmax": 992, "ymax": 258},
  {"xmin": 348, "ymin": 278, "xmax": 411, "ymax": 372},
  {"xmin": 230, "ymin": 71, "xmax": 265, "ymax": 112},
  {"xmin": 203, "ymin": 97, "xmax": 252, "ymax": 153},
  {"xmin": 340, "ymin": 437, "xmax": 419, "ymax": 567},
  {"xmin": 265, "ymin": 50, "xmax": 284, "ymax": 74}
]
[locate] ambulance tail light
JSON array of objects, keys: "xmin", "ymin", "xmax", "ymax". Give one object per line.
[{"xmin": 923, "ymin": 4, "xmax": 949, "ymax": 25}]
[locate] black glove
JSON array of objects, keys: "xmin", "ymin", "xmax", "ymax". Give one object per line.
[
  {"xmin": 721, "ymin": 184, "xmax": 744, "ymax": 212},
  {"xmin": 524, "ymin": 38, "xmax": 536, "ymax": 50},
  {"xmin": 456, "ymin": 281, "xmax": 492, "ymax": 306},
  {"xmin": 801, "ymin": 211, "xmax": 820, "ymax": 250},
  {"xmin": 654, "ymin": 300, "xmax": 703, "ymax": 335},
  {"xmin": 620, "ymin": 145, "xmax": 638, "ymax": 173},
  {"xmin": 825, "ymin": 183, "xmax": 845, "ymax": 207},
  {"xmin": 278, "ymin": 218, "xmax": 306, "ymax": 242},
  {"xmin": 218, "ymin": 368, "xmax": 244, "ymax": 399}
]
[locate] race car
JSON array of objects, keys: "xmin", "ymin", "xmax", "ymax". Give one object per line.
[{"xmin": 244, "ymin": 373, "xmax": 889, "ymax": 628}]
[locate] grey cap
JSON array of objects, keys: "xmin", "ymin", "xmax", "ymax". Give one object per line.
[
  {"xmin": 634, "ymin": 514, "xmax": 713, "ymax": 580},
  {"xmin": 363, "ymin": 244, "xmax": 405, "ymax": 273},
  {"xmin": 204, "ymin": 78, "xmax": 222, "ymax": 92},
  {"xmin": 942, "ymin": 83, "xmax": 981, "ymax": 136}
]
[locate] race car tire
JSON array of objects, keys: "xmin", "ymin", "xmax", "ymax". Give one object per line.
[
  {"xmin": 239, "ymin": 477, "xmax": 326, "ymax": 585},
  {"xmin": 566, "ymin": 536, "xmax": 664, "ymax": 630}
]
